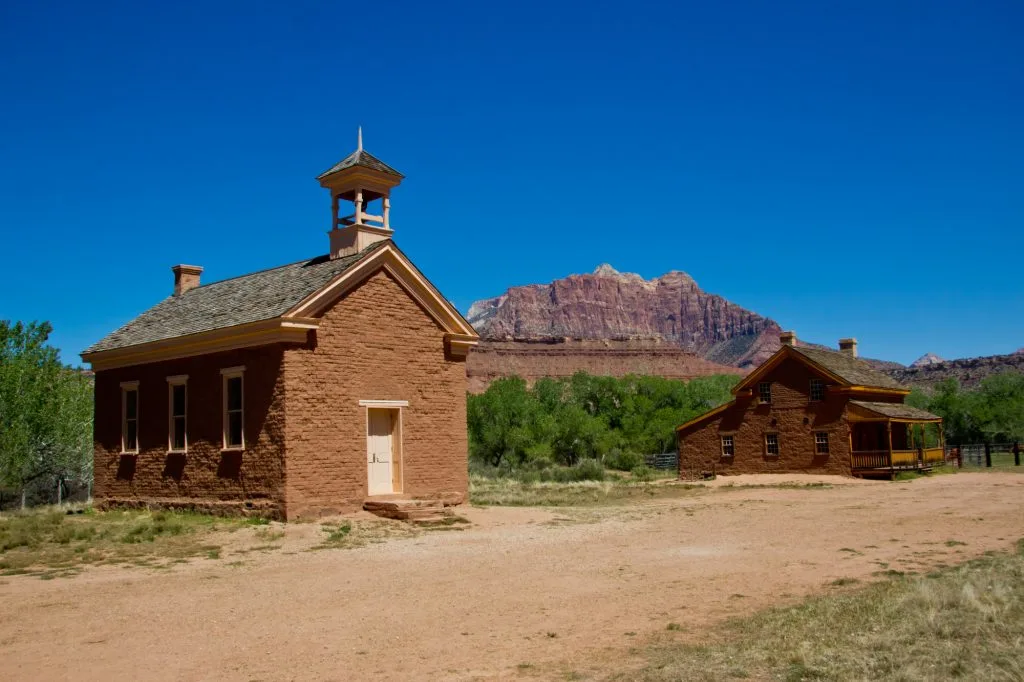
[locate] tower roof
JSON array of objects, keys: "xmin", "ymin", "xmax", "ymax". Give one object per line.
[{"xmin": 317, "ymin": 149, "xmax": 404, "ymax": 180}]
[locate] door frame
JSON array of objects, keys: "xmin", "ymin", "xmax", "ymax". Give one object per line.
[{"xmin": 360, "ymin": 400, "xmax": 407, "ymax": 495}]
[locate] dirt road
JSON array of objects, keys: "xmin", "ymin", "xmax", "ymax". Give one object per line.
[{"xmin": 2, "ymin": 473, "xmax": 1023, "ymax": 681}]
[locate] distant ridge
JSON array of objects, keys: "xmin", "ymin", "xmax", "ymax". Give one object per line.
[
  {"xmin": 886, "ymin": 351, "xmax": 1024, "ymax": 389},
  {"xmin": 911, "ymin": 352, "xmax": 945, "ymax": 368},
  {"xmin": 468, "ymin": 264, "xmax": 782, "ymax": 369}
]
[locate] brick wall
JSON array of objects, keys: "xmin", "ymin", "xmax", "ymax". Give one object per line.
[
  {"xmin": 282, "ymin": 268, "xmax": 468, "ymax": 519},
  {"xmin": 93, "ymin": 346, "xmax": 288, "ymax": 517},
  {"xmin": 678, "ymin": 356, "xmax": 853, "ymax": 477}
]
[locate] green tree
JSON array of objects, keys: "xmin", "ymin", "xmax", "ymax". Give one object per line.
[
  {"xmin": 972, "ymin": 372, "xmax": 1024, "ymax": 442},
  {"xmin": 0, "ymin": 321, "xmax": 93, "ymax": 507},
  {"xmin": 467, "ymin": 376, "xmax": 539, "ymax": 469}
]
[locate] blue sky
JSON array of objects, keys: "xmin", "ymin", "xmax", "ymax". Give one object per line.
[{"xmin": 1, "ymin": 1, "xmax": 1021, "ymax": 366}]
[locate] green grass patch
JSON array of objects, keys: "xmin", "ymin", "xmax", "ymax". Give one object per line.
[
  {"xmin": 312, "ymin": 518, "xmax": 419, "ymax": 550},
  {"xmin": 469, "ymin": 476, "xmax": 704, "ymax": 507},
  {"xmin": 0, "ymin": 507, "xmax": 256, "ymax": 578},
  {"xmin": 628, "ymin": 540, "xmax": 1024, "ymax": 681}
]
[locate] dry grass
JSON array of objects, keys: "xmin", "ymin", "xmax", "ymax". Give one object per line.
[
  {"xmin": 628, "ymin": 540, "xmax": 1024, "ymax": 681},
  {"xmin": 0, "ymin": 506, "xmax": 260, "ymax": 578},
  {"xmin": 469, "ymin": 476, "xmax": 833, "ymax": 507},
  {"xmin": 312, "ymin": 517, "xmax": 421, "ymax": 550},
  {"xmin": 469, "ymin": 476, "xmax": 707, "ymax": 507}
]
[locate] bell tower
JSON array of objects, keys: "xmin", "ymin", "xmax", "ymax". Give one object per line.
[{"xmin": 317, "ymin": 129, "xmax": 404, "ymax": 259}]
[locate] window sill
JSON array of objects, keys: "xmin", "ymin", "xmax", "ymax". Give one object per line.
[
  {"xmin": 120, "ymin": 451, "xmax": 139, "ymax": 456},
  {"xmin": 167, "ymin": 450, "xmax": 187, "ymax": 456},
  {"xmin": 221, "ymin": 447, "xmax": 245, "ymax": 453}
]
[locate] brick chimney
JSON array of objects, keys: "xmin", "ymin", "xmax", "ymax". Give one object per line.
[
  {"xmin": 839, "ymin": 338, "xmax": 858, "ymax": 357},
  {"xmin": 780, "ymin": 330, "xmax": 797, "ymax": 347},
  {"xmin": 172, "ymin": 264, "xmax": 203, "ymax": 296}
]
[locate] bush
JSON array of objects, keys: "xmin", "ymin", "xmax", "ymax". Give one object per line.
[
  {"xmin": 606, "ymin": 449, "xmax": 645, "ymax": 471},
  {"xmin": 630, "ymin": 464, "xmax": 654, "ymax": 482}
]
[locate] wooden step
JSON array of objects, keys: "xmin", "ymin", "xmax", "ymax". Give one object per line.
[{"xmin": 364, "ymin": 496, "xmax": 452, "ymax": 522}]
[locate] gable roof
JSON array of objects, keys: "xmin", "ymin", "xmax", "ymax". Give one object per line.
[
  {"xmin": 789, "ymin": 346, "xmax": 906, "ymax": 390},
  {"xmin": 735, "ymin": 344, "xmax": 907, "ymax": 395},
  {"xmin": 849, "ymin": 400, "xmax": 942, "ymax": 421},
  {"xmin": 317, "ymin": 149, "xmax": 404, "ymax": 180},
  {"xmin": 82, "ymin": 240, "xmax": 478, "ymax": 372},
  {"xmin": 84, "ymin": 241, "xmax": 389, "ymax": 354}
]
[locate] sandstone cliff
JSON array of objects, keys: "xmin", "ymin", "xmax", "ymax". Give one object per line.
[
  {"xmin": 911, "ymin": 353, "xmax": 945, "ymax": 368},
  {"xmin": 466, "ymin": 338, "xmax": 746, "ymax": 393},
  {"xmin": 887, "ymin": 352, "xmax": 1024, "ymax": 390},
  {"xmin": 468, "ymin": 264, "xmax": 782, "ymax": 368}
]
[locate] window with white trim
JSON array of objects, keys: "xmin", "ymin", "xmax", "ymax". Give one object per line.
[
  {"xmin": 815, "ymin": 431, "xmax": 830, "ymax": 454},
  {"xmin": 758, "ymin": 382, "xmax": 772, "ymax": 404},
  {"xmin": 809, "ymin": 379, "xmax": 825, "ymax": 402},
  {"xmin": 720, "ymin": 435, "xmax": 734, "ymax": 457},
  {"xmin": 765, "ymin": 433, "xmax": 780, "ymax": 456},
  {"xmin": 121, "ymin": 382, "xmax": 139, "ymax": 453},
  {"xmin": 167, "ymin": 375, "xmax": 188, "ymax": 452},
  {"xmin": 221, "ymin": 366, "xmax": 245, "ymax": 450}
]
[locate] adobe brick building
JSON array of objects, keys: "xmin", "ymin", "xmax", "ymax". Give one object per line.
[
  {"xmin": 676, "ymin": 332, "xmax": 944, "ymax": 479},
  {"xmin": 82, "ymin": 138, "xmax": 479, "ymax": 519}
]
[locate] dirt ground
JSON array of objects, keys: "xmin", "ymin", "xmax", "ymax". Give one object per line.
[{"xmin": 2, "ymin": 473, "xmax": 1023, "ymax": 681}]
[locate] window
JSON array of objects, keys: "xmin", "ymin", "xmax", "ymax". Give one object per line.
[
  {"xmin": 765, "ymin": 433, "xmax": 780, "ymax": 456},
  {"xmin": 720, "ymin": 435, "xmax": 734, "ymax": 457},
  {"xmin": 758, "ymin": 382, "xmax": 772, "ymax": 404},
  {"xmin": 167, "ymin": 375, "xmax": 188, "ymax": 452},
  {"xmin": 221, "ymin": 366, "xmax": 245, "ymax": 450},
  {"xmin": 121, "ymin": 381, "xmax": 139, "ymax": 453},
  {"xmin": 815, "ymin": 432, "xmax": 830, "ymax": 455},
  {"xmin": 809, "ymin": 379, "xmax": 825, "ymax": 402}
]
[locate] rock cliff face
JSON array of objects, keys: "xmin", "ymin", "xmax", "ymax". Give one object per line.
[
  {"xmin": 466, "ymin": 338, "xmax": 746, "ymax": 393},
  {"xmin": 468, "ymin": 265, "xmax": 782, "ymax": 369},
  {"xmin": 911, "ymin": 353, "xmax": 945, "ymax": 368},
  {"xmin": 887, "ymin": 352, "xmax": 1024, "ymax": 390}
]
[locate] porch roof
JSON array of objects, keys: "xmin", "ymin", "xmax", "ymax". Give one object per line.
[{"xmin": 849, "ymin": 400, "xmax": 942, "ymax": 422}]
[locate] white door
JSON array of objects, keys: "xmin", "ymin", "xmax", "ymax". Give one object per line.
[{"xmin": 367, "ymin": 409, "xmax": 394, "ymax": 495}]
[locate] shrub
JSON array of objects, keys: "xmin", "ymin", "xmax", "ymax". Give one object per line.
[
  {"xmin": 606, "ymin": 449, "xmax": 645, "ymax": 471},
  {"xmin": 630, "ymin": 464, "xmax": 654, "ymax": 482}
]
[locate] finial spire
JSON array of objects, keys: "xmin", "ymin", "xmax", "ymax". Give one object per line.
[{"xmin": 357, "ymin": 126, "xmax": 363, "ymax": 152}]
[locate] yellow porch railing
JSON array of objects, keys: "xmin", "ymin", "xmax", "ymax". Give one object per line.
[
  {"xmin": 852, "ymin": 448, "xmax": 946, "ymax": 470},
  {"xmin": 851, "ymin": 450, "xmax": 890, "ymax": 469},
  {"xmin": 891, "ymin": 450, "xmax": 919, "ymax": 467}
]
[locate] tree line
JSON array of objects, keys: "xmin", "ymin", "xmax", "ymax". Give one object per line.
[
  {"xmin": 467, "ymin": 373, "xmax": 738, "ymax": 476},
  {"xmin": 0, "ymin": 321, "xmax": 93, "ymax": 508},
  {"xmin": 469, "ymin": 369, "xmax": 1024, "ymax": 478},
  {"xmin": 908, "ymin": 373, "xmax": 1024, "ymax": 445}
]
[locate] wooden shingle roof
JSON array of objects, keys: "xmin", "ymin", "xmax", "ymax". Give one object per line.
[
  {"xmin": 316, "ymin": 149, "xmax": 404, "ymax": 180},
  {"xmin": 84, "ymin": 241, "xmax": 389, "ymax": 354},
  {"xmin": 849, "ymin": 400, "xmax": 942, "ymax": 421},
  {"xmin": 790, "ymin": 346, "xmax": 906, "ymax": 390}
]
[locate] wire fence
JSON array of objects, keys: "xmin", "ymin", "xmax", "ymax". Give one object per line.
[
  {"xmin": 645, "ymin": 451, "xmax": 679, "ymax": 470},
  {"xmin": 0, "ymin": 478, "xmax": 92, "ymax": 512},
  {"xmin": 946, "ymin": 443, "xmax": 1022, "ymax": 469}
]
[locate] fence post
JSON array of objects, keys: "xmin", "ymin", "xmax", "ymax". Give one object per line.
[
  {"xmin": 984, "ymin": 442, "xmax": 992, "ymax": 468},
  {"xmin": 1015, "ymin": 442, "xmax": 1020, "ymax": 467}
]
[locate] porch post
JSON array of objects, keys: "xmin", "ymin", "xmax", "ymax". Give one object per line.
[
  {"xmin": 939, "ymin": 423, "xmax": 946, "ymax": 464},
  {"xmin": 887, "ymin": 421, "xmax": 894, "ymax": 476}
]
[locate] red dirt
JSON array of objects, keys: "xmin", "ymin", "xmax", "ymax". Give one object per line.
[{"xmin": 1, "ymin": 473, "xmax": 1023, "ymax": 681}]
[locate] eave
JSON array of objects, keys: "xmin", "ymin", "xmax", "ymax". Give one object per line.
[
  {"xmin": 81, "ymin": 318, "xmax": 319, "ymax": 371},
  {"xmin": 733, "ymin": 346, "xmax": 850, "ymax": 395},
  {"xmin": 830, "ymin": 385, "xmax": 910, "ymax": 397},
  {"xmin": 676, "ymin": 401, "xmax": 735, "ymax": 433},
  {"xmin": 284, "ymin": 242, "xmax": 479, "ymax": 339}
]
